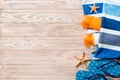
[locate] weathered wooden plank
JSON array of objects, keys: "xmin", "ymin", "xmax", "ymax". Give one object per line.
[
  {"xmin": 0, "ymin": 64, "xmax": 76, "ymax": 79},
  {"xmin": 0, "ymin": 51, "xmax": 90, "ymax": 79},
  {"xmin": 0, "ymin": 51, "xmax": 90, "ymax": 64},
  {"xmin": 0, "ymin": 10, "xmax": 82, "ymax": 23},
  {"xmin": 0, "ymin": 37, "xmax": 87, "ymax": 51},
  {"xmin": 3, "ymin": 0, "xmax": 82, "ymax": 10},
  {"xmin": 0, "ymin": 0, "xmax": 90, "ymax": 80},
  {"xmin": 1, "ymin": 23, "xmax": 84, "ymax": 37}
]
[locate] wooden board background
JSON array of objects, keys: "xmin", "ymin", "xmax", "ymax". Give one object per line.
[{"xmin": 0, "ymin": 0, "xmax": 119, "ymax": 80}]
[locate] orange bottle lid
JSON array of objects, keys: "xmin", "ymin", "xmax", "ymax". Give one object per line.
[
  {"xmin": 81, "ymin": 15, "xmax": 101, "ymax": 30},
  {"xmin": 84, "ymin": 33, "xmax": 95, "ymax": 48}
]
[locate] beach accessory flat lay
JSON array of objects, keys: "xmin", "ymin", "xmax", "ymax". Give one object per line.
[
  {"xmin": 76, "ymin": 0, "xmax": 120, "ymax": 80},
  {"xmin": 82, "ymin": 0, "xmax": 120, "ymax": 59},
  {"xmin": 75, "ymin": 53, "xmax": 120, "ymax": 79}
]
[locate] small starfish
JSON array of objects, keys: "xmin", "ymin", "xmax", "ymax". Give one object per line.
[
  {"xmin": 74, "ymin": 52, "xmax": 91, "ymax": 69},
  {"xmin": 89, "ymin": 3, "xmax": 99, "ymax": 13}
]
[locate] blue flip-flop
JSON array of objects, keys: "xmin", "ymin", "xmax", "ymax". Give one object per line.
[
  {"xmin": 88, "ymin": 59, "xmax": 120, "ymax": 78},
  {"xmin": 76, "ymin": 70, "xmax": 111, "ymax": 80}
]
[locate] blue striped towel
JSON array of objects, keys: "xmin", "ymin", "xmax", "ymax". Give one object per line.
[{"xmin": 82, "ymin": 0, "xmax": 120, "ymax": 59}]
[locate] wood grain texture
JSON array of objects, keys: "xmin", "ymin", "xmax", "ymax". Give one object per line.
[
  {"xmin": 0, "ymin": 10, "xmax": 82, "ymax": 23},
  {"xmin": 0, "ymin": 51, "xmax": 91, "ymax": 79},
  {"xmin": 1, "ymin": 37, "xmax": 86, "ymax": 51},
  {"xmin": 0, "ymin": 0, "xmax": 90, "ymax": 79},
  {"xmin": 1, "ymin": 23, "xmax": 84, "ymax": 37},
  {"xmin": 0, "ymin": 51, "xmax": 90, "ymax": 64},
  {"xmin": 3, "ymin": 0, "xmax": 82, "ymax": 10},
  {"xmin": 0, "ymin": 0, "xmax": 86, "ymax": 79},
  {"xmin": 1, "ymin": 0, "xmax": 119, "ymax": 80}
]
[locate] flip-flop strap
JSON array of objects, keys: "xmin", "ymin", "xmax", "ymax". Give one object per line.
[
  {"xmin": 85, "ymin": 74, "xmax": 108, "ymax": 80},
  {"xmin": 97, "ymin": 60, "xmax": 120, "ymax": 78}
]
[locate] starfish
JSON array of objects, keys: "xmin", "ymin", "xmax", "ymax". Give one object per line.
[
  {"xmin": 89, "ymin": 3, "xmax": 99, "ymax": 13},
  {"xmin": 74, "ymin": 52, "xmax": 91, "ymax": 69}
]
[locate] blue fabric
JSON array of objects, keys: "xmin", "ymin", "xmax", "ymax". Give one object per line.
[
  {"xmin": 93, "ymin": 48, "xmax": 120, "ymax": 59},
  {"xmin": 82, "ymin": 3, "xmax": 103, "ymax": 15},
  {"xmin": 76, "ymin": 70, "xmax": 111, "ymax": 80},
  {"xmin": 101, "ymin": 17, "xmax": 120, "ymax": 31},
  {"xmin": 99, "ymin": 32, "xmax": 120, "ymax": 46},
  {"xmin": 83, "ymin": 3, "xmax": 120, "ymax": 17},
  {"xmin": 94, "ymin": 17, "xmax": 120, "ymax": 59},
  {"xmin": 104, "ymin": 3, "xmax": 120, "ymax": 18},
  {"xmin": 88, "ymin": 59, "xmax": 120, "ymax": 77}
]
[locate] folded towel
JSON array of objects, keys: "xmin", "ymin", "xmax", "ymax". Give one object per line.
[{"xmin": 82, "ymin": 0, "xmax": 120, "ymax": 59}]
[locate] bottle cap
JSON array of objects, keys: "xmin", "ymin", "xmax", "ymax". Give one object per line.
[
  {"xmin": 81, "ymin": 15, "xmax": 101, "ymax": 30},
  {"xmin": 84, "ymin": 33, "xmax": 95, "ymax": 48}
]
